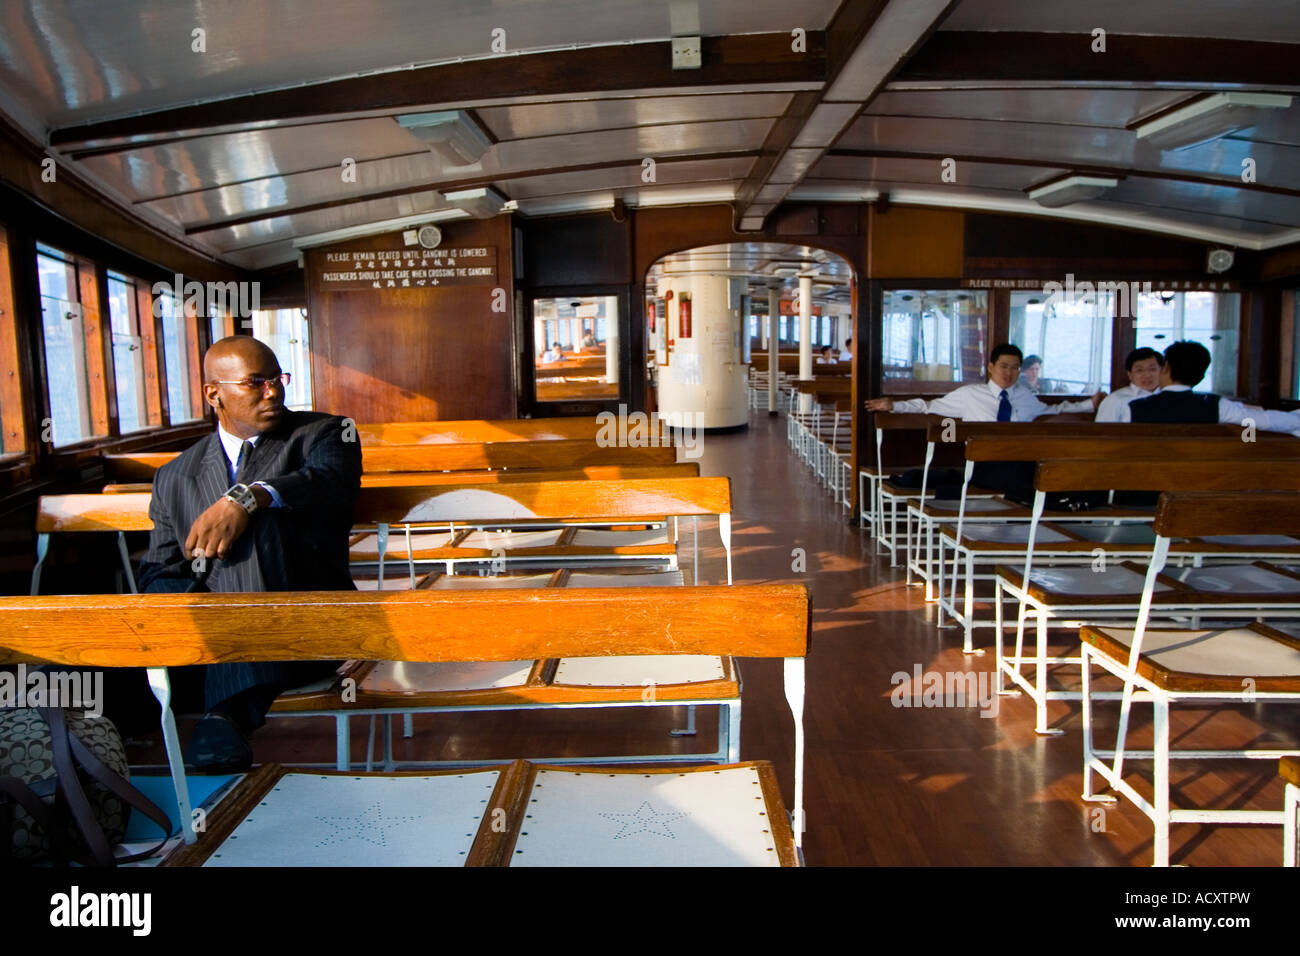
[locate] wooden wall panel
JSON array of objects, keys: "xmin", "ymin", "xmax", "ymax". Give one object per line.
[
  {"xmin": 868, "ymin": 206, "xmax": 964, "ymax": 278},
  {"xmin": 306, "ymin": 217, "xmax": 515, "ymax": 423}
]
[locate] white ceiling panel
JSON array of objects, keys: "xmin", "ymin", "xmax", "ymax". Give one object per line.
[
  {"xmin": 500, "ymin": 157, "xmax": 753, "ymax": 200},
  {"xmin": 483, "ymin": 119, "xmax": 772, "ymax": 172},
  {"xmin": 0, "ymin": 0, "xmax": 841, "ymax": 127},
  {"xmin": 866, "ymin": 88, "xmax": 1194, "ymax": 128},
  {"xmin": 204, "ymin": 189, "xmax": 447, "ymax": 252},
  {"xmin": 477, "ymin": 92, "xmax": 792, "ymax": 141},
  {"xmin": 810, "ymin": 155, "xmax": 1063, "ymax": 190}
]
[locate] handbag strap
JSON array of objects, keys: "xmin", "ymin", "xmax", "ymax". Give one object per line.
[{"xmin": 44, "ymin": 707, "xmax": 116, "ymax": 866}]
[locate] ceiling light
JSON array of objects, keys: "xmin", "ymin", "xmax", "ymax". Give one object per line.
[
  {"xmin": 444, "ymin": 187, "xmax": 510, "ymax": 218},
  {"xmin": 1027, "ymin": 175, "xmax": 1119, "ymax": 208},
  {"xmin": 396, "ymin": 110, "xmax": 492, "ymax": 165},
  {"xmin": 1134, "ymin": 93, "xmax": 1292, "ymax": 151}
]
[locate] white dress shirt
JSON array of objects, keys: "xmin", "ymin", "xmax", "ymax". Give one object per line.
[
  {"xmin": 1116, "ymin": 384, "xmax": 1300, "ymax": 435},
  {"xmin": 1094, "ymin": 384, "xmax": 1152, "ymax": 423},
  {"xmin": 217, "ymin": 425, "xmax": 283, "ymax": 506},
  {"xmin": 891, "ymin": 380, "xmax": 1094, "ymax": 422},
  {"xmin": 839, "ymin": 349, "xmax": 852, "ymax": 361}
]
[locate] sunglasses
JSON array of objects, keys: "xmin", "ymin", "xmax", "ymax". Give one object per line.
[{"xmin": 211, "ymin": 372, "xmax": 291, "ymax": 391}]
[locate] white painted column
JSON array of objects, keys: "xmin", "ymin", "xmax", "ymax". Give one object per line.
[
  {"xmin": 767, "ymin": 288, "xmax": 780, "ymax": 414},
  {"xmin": 798, "ymin": 275, "xmax": 813, "ymax": 413},
  {"xmin": 535, "ymin": 316, "xmax": 546, "ymax": 356},
  {"xmin": 604, "ymin": 295, "xmax": 619, "ymax": 386},
  {"xmin": 656, "ymin": 274, "xmax": 747, "ymax": 427}
]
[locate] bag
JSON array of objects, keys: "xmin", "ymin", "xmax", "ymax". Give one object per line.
[{"xmin": 0, "ymin": 706, "xmax": 172, "ymax": 865}]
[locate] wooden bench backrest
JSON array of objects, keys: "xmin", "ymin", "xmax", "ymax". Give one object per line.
[
  {"xmin": 926, "ymin": 421, "xmax": 1290, "ymax": 443},
  {"xmin": 964, "ymin": 435, "xmax": 1300, "ymax": 463},
  {"xmin": 1154, "ymin": 491, "xmax": 1300, "ymax": 539},
  {"xmin": 1033, "ymin": 458, "xmax": 1300, "ymax": 494},
  {"xmin": 356, "ymin": 476, "xmax": 731, "ymax": 524},
  {"xmin": 0, "ymin": 584, "xmax": 810, "ymax": 668},
  {"xmin": 102, "ymin": 453, "xmax": 184, "ymax": 482},
  {"xmin": 357, "ymin": 417, "xmax": 604, "ymax": 445},
  {"xmin": 365, "ymin": 439, "xmax": 678, "ymax": 472},
  {"xmin": 37, "ymin": 475, "xmax": 728, "ymax": 534}
]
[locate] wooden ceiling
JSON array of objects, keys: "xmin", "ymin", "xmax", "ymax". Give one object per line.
[{"xmin": 1, "ymin": 0, "xmax": 1298, "ymax": 271}]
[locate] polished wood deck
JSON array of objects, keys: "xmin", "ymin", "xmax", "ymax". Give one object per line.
[{"xmin": 173, "ymin": 412, "xmax": 1297, "ymax": 866}]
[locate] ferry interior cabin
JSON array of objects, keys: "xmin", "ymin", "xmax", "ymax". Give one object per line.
[{"xmin": 4, "ymin": 0, "xmax": 1300, "ymax": 887}]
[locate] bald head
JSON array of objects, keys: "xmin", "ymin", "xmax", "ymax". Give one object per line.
[{"xmin": 204, "ymin": 335, "xmax": 278, "ymax": 383}]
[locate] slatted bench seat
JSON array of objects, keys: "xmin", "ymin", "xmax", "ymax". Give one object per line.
[
  {"xmin": 0, "ymin": 584, "xmax": 809, "ymax": 866},
  {"xmin": 356, "ymin": 417, "xmax": 606, "ymax": 445},
  {"xmin": 1079, "ymin": 491, "xmax": 1300, "ymax": 866}
]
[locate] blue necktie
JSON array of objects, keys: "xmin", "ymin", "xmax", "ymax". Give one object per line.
[{"xmin": 997, "ymin": 389, "xmax": 1012, "ymax": 422}]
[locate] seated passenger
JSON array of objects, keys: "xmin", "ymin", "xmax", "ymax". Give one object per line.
[
  {"xmin": 864, "ymin": 343, "xmax": 1103, "ymax": 421},
  {"xmin": 816, "ymin": 346, "xmax": 836, "ymax": 365},
  {"xmin": 541, "ymin": 343, "xmax": 563, "ymax": 363},
  {"xmin": 1094, "ymin": 347, "xmax": 1163, "ymax": 422},
  {"xmin": 839, "ymin": 338, "xmax": 853, "ymax": 362},
  {"xmin": 1120, "ymin": 340, "xmax": 1300, "ymax": 435}
]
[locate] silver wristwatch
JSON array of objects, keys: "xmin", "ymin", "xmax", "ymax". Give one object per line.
[{"xmin": 224, "ymin": 482, "xmax": 259, "ymax": 514}]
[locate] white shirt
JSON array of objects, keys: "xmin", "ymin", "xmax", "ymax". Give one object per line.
[
  {"xmin": 216, "ymin": 425, "xmax": 282, "ymax": 506},
  {"xmin": 1116, "ymin": 384, "xmax": 1300, "ymax": 435},
  {"xmin": 839, "ymin": 349, "xmax": 852, "ymax": 361},
  {"xmin": 1094, "ymin": 384, "xmax": 1153, "ymax": 423},
  {"xmin": 891, "ymin": 380, "xmax": 1094, "ymax": 422}
]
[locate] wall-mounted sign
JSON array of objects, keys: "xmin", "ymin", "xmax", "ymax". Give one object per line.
[{"xmin": 318, "ymin": 246, "xmax": 497, "ymax": 289}]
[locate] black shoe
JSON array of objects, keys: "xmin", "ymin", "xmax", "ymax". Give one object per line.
[{"xmin": 185, "ymin": 712, "xmax": 253, "ymax": 773}]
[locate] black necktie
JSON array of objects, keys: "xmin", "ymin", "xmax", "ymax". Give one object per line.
[
  {"xmin": 234, "ymin": 440, "xmax": 254, "ymax": 483},
  {"xmin": 997, "ymin": 389, "xmax": 1012, "ymax": 422}
]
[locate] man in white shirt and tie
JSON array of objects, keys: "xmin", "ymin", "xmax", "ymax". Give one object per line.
[
  {"xmin": 1094, "ymin": 347, "xmax": 1162, "ymax": 422},
  {"xmin": 864, "ymin": 344, "xmax": 1103, "ymax": 420}
]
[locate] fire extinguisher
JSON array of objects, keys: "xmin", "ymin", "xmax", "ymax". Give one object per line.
[{"xmin": 679, "ymin": 294, "xmax": 692, "ymax": 339}]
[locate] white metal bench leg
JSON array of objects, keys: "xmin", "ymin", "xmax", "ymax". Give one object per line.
[
  {"xmin": 117, "ymin": 532, "xmax": 138, "ymax": 593},
  {"xmin": 335, "ymin": 714, "xmax": 350, "ymax": 771},
  {"xmin": 784, "ymin": 657, "xmax": 806, "ymax": 844},
  {"xmin": 403, "ymin": 713, "xmax": 414, "ymax": 738},
  {"xmin": 1285, "ymin": 782, "xmax": 1298, "ymax": 867},
  {"xmin": 671, "ymin": 705, "xmax": 697, "ymax": 737},
  {"xmin": 1152, "ymin": 695, "xmax": 1171, "ymax": 867},
  {"xmin": 722, "ymin": 700, "xmax": 742, "ymax": 764},
  {"xmin": 147, "ymin": 667, "xmax": 196, "ymax": 845},
  {"xmin": 30, "ymin": 533, "xmax": 49, "ymax": 596}
]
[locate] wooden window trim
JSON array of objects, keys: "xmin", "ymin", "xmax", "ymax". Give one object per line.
[{"xmin": 0, "ymin": 229, "xmax": 26, "ymax": 455}]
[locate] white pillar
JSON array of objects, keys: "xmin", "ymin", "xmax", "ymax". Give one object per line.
[
  {"xmin": 604, "ymin": 295, "xmax": 619, "ymax": 386},
  {"xmin": 798, "ymin": 275, "xmax": 813, "ymax": 413},
  {"xmin": 767, "ymin": 288, "xmax": 780, "ymax": 414},
  {"xmin": 535, "ymin": 316, "xmax": 546, "ymax": 356},
  {"xmin": 656, "ymin": 274, "xmax": 747, "ymax": 428},
  {"xmin": 569, "ymin": 318, "xmax": 580, "ymax": 352}
]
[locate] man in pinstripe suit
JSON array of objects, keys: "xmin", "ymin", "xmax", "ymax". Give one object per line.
[{"xmin": 139, "ymin": 336, "xmax": 362, "ymax": 770}]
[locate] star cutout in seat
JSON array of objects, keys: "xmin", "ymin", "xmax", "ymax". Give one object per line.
[
  {"xmin": 599, "ymin": 801, "xmax": 688, "ymax": 840},
  {"xmin": 313, "ymin": 801, "xmax": 426, "ymax": 848}
]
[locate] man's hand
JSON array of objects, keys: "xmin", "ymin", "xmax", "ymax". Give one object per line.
[
  {"xmin": 184, "ymin": 486, "xmax": 269, "ymax": 560},
  {"xmin": 864, "ymin": 398, "xmax": 894, "ymax": 412},
  {"xmin": 1090, "ymin": 390, "xmax": 1106, "ymax": 410}
]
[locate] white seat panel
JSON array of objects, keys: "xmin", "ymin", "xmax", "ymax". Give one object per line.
[
  {"xmin": 352, "ymin": 576, "xmax": 419, "ymax": 591},
  {"xmin": 459, "ymin": 529, "xmax": 566, "ymax": 549},
  {"xmin": 363, "ymin": 660, "xmax": 533, "ymax": 692},
  {"xmin": 1197, "ymin": 535, "xmax": 1300, "ymax": 547},
  {"xmin": 943, "ymin": 523, "xmax": 1074, "ymax": 544},
  {"xmin": 565, "ymin": 571, "xmax": 685, "ymax": 587},
  {"xmin": 1171, "ymin": 565, "xmax": 1300, "ymax": 594},
  {"xmin": 568, "ymin": 529, "xmax": 670, "ymax": 547},
  {"xmin": 350, "ymin": 532, "xmax": 455, "ymax": 558},
  {"xmin": 203, "ymin": 771, "xmax": 501, "ymax": 867},
  {"xmin": 510, "ymin": 766, "xmax": 780, "ymax": 867},
  {"xmin": 553, "ymin": 655, "xmax": 726, "ymax": 686},
  {"xmin": 1027, "ymin": 565, "xmax": 1170, "ymax": 596},
  {"xmin": 1091, "ymin": 626, "xmax": 1300, "ymax": 678},
  {"xmin": 929, "ymin": 498, "xmax": 1017, "ymax": 513},
  {"xmin": 427, "ymin": 574, "xmax": 553, "ymax": 589},
  {"xmin": 1066, "ymin": 524, "xmax": 1159, "ymax": 546}
]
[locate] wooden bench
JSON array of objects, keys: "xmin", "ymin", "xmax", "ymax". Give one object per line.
[
  {"xmin": 1078, "ymin": 491, "xmax": 1300, "ymax": 866},
  {"xmin": 0, "ymin": 584, "xmax": 810, "ymax": 865}
]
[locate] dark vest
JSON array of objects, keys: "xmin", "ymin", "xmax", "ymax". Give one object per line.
[{"xmin": 1128, "ymin": 390, "xmax": 1220, "ymax": 424}]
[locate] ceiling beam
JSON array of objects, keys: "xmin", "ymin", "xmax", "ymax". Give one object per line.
[
  {"xmin": 732, "ymin": 0, "xmax": 958, "ymax": 231},
  {"xmin": 184, "ymin": 151, "xmax": 759, "ymax": 236},
  {"xmin": 49, "ymin": 33, "xmax": 825, "ymax": 149},
  {"xmin": 893, "ymin": 32, "xmax": 1300, "ymax": 89}
]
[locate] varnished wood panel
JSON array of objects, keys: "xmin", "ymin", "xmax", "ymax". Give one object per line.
[
  {"xmin": 307, "ymin": 219, "xmax": 515, "ymax": 423},
  {"xmin": 868, "ymin": 206, "xmax": 965, "ymax": 278},
  {"xmin": 0, "ymin": 230, "xmax": 26, "ymax": 455}
]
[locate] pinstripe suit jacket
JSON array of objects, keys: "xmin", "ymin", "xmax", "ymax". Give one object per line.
[{"xmin": 140, "ymin": 411, "xmax": 362, "ymax": 593}]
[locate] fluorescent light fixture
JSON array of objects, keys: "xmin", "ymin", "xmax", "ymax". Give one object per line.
[
  {"xmin": 1134, "ymin": 93, "xmax": 1292, "ymax": 151},
  {"xmin": 443, "ymin": 186, "xmax": 508, "ymax": 218},
  {"xmin": 1026, "ymin": 175, "xmax": 1119, "ymax": 209},
  {"xmin": 291, "ymin": 208, "xmax": 468, "ymax": 250},
  {"xmin": 396, "ymin": 110, "xmax": 493, "ymax": 165}
]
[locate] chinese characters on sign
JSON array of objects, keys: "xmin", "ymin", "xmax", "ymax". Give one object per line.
[{"xmin": 319, "ymin": 247, "xmax": 497, "ymax": 289}]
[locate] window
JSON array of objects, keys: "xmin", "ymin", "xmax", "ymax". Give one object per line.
[
  {"xmin": 251, "ymin": 308, "xmax": 313, "ymax": 410},
  {"xmin": 1135, "ymin": 291, "xmax": 1240, "ymax": 395},
  {"xmin": 1009, "ymin": 290, "xmax": 1113, "ymax": 394},
  {"xmin": 107, "ymin": 272, "xmax": 149, "ymax": 433},
  {"xmin": 37, "ymin": 243, "xmax": 106, "ymax": 446},
  {"xmin": 159, "ymin": 291, "xmax": 201, "ymax": 422},
  {"xmin": 881, "ymin": 289, "xmax": 988, "ymax": 390},
  {"xmin": 532, "ymin": 295, "xmax": 619, "ymax": 401}
]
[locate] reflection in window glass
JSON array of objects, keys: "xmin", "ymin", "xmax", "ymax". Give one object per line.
[
  {"xmin": 1135, "ymin": 292, "xmax": 1240, "ymax": 395},
  {"xmin": 107, "ymin": 272, "xmax": 147, "ymax": 433},
  {"xmin": 251, "ymin": 309, "xmax": 313, "ymax": 410},
  {"xmin": 533, "ymin": 296, "xmax": 619, "ymax": 401},
  {"xmin": 1009, "ymin": 291, "xmax": 1113, "ymax": 394},
  {"xmin": 881, "ymin": 290, "xmax": 988, "ymax": 389},
  {"xmin": 37, "ymin": 245, "xmax": 95, "ymax": 446},
  {"xmin": 159, "ymin": 292, "xmax": 199, "ymax": 422}
]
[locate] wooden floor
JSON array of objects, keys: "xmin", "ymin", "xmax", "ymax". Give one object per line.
[{"xmin": 220, "ymin": 411, "xmax": 1298, "ymax": 867}]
